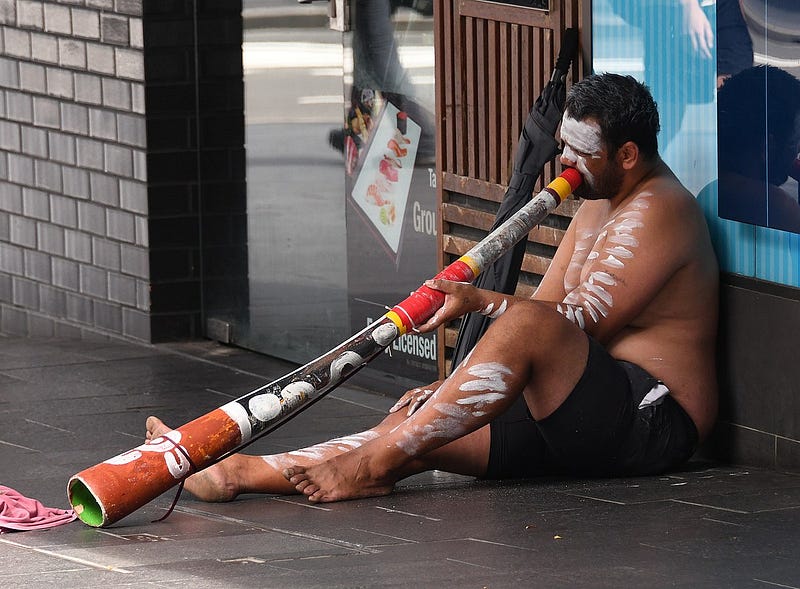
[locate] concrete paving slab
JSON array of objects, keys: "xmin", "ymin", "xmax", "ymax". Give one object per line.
[{"xmin": 1, "ymin": 335, "xmax": 799, "ymax": 588}]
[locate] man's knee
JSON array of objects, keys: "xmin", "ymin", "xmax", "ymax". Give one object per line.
[
  {"xmin": 491, "ymin": 300, "xmax": 576, "ymax": 344},
  {"xmin": 482, "ymin": 302, "xmax": 587, "ymax": 372}
]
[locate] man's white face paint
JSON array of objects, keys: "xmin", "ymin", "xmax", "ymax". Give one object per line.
[{"xmin": 560, "ymin": 115, "xmax": 603, "ymax": 183}]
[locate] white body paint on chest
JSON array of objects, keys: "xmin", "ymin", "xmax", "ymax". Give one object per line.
[{"xmin": 560, "ymin": 196, "xmax": 650, "ymax": 328}]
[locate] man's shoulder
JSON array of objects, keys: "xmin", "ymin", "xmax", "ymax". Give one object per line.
[
  {"xmin": 634, "ymin": 174, "xmax": 702, "ymax": 222},
  {"xmin": 635, "ymin": 176, "xmax": 717, "ymax": 267}
]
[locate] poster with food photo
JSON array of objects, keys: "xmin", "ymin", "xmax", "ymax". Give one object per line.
[{"xmin": 350, "ymin": 102, "xmax": 421, "ymax": 256}]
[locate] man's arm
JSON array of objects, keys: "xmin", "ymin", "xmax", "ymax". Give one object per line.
[
  {"xmin": 414, "ymin": 280, "xmax": 527, "ymax": 333},
  {"xmin": 530, "ymin": 202, "xmax": 580, "ymax": 303}
]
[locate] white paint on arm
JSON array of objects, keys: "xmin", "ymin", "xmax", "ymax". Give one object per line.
[
  {"xmin": 479, "ymin": 298, "xmax": 508, "ymax": 319},
  {"xmin": 557, "ymin": 303, "xmax": 586, "ymax": 330},
  {"xmin": 564, "ymin": 228, "xmax": 598, "ymax": 291}
]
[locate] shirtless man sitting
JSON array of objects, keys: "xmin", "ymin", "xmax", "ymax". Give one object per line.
[{"xmin": 147, "ymin": 73, "xmax": 719, "ymax": 503}]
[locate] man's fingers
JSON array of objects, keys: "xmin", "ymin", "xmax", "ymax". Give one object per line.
[
  {"xmin": 390, "ymin": 395, "xmax": 413, "ymax": 413},
  {"xmin": 424, "ymin": 278, "xmax": 447, "ymax": 291},
  {"xmin": 407, "ymin": 389, "xmax": 434, "ymax": 416},
  {"xmin": 389, "ymin": 398, "xmax": 409, "ymax": 413},
  {"xmin": 424, "ymin": 278, "xmax": 470, "ymax": 292},
  {"xmin": 416, "ymin": 309, "xmax": 444, "ymax": 333}
]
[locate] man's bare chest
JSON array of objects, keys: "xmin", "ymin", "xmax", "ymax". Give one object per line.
[{"xmin": 562, "ymin": 203, "xmax": 648, "ymax": 299}]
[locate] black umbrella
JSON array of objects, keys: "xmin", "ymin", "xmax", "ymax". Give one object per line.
[{"xmin": 451, "ymin": 28, "xmax": 579, "ymax": 366}]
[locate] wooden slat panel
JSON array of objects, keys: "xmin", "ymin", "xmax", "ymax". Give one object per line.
[
  {"xmin": 476, "ymin": 18, "xmax": 487, "ymax": 181},
  {"xmin": 443, "ymin": 171, "xmax": 505, "ymax": 201},
  {"xmin": 498, "ymin": 22, "xmax": 511, "ymax": 185},
  {"xmin": 453, "ymin": 5, "xmax": 466, "ymax": 177},
  {"xmin": 438, "ymin": 0, "xmax": 454, "ymax": 173},
  {"xmin": 487, "ymin": 20, "xmax": 499, "ymax": 184},
  {"xmin": 459, "ymin": 0, "xmax": 553, "ymax": 28},
  {"xmin": 521, "ymin": 25, "xmax": 532, "ymax": 130},
  {"xmin": 441, "ymin": 203, "xmax": 565, "ymax": 247},
  {"xmin": 464, "ymin": 16, "xmax": 476, "ymax": 178},
  {"xmin": 435, "ymin": 0, "xmax": 584, "ymax": 376},
  {"xmin": 514, "ymin": 282, "xmax": 536, "ymax": 299},
  {"xmin": 442, "ymin": 172, "xmax": 581, "ymax": 216},
  {"xmin": 509, "ymin": 23, "xmax": 521, "ymax": 173}
]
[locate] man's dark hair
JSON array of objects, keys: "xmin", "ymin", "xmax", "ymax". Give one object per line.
[{"xmin": 565, "ymin": 73, "xmax": 660, "ymax": 160}]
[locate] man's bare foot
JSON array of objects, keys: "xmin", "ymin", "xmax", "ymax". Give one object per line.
[
  {"xmin": 283, "ymin": 446, "xmax": 397, "ymax": 503},
  {"xmin": 145, "ymin": 416, "xmax": 241, "ymax": 502}
]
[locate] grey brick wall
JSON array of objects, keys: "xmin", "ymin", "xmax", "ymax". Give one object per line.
[
  {"xmin": 0, "ymin": 0, "xmax": 150, "ymax": 340},
  {"xmin": 1, "ymin": 0, "xmax": 246, "ymax": 343},
  {"xmin": 144, "ymin": 0, "xmax": 246, "ymax": 341}
]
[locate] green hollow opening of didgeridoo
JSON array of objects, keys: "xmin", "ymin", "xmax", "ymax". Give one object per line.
[{"xmin": 67, "ymin": 479, "xmax": 105, "ymax": 527}]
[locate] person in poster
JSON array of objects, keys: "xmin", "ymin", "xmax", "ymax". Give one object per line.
[{"xmin": 716, "ymin": 65, "xmax": 800, "ymax": 233}]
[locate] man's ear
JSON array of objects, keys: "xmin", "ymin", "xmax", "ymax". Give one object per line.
[{"xmin": 617, "ymin": 141, "xmax": 639, "ymax": 170}]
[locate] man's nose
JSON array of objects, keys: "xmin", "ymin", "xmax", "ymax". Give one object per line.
[{"xmin": 560, "ymin": 145, "xmax": 577, "ymax": 166}]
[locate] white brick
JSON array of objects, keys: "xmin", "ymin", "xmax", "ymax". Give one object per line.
[
  {"xmin": 43, "ymin": 3, "xmax": 71, "ymax": 35},
  {"xmin": 71, "ymin": 8, "xmax": 100, "ymax": 39}
]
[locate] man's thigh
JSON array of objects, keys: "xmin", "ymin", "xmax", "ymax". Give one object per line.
[{"xmin": 535, "ymin": 336, "xmax": 635, "ymax": 474}]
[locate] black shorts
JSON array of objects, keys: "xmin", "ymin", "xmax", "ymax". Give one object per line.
[{"xmin": 484, "ymin": 336, "xmax": 699, "ymax": 479}]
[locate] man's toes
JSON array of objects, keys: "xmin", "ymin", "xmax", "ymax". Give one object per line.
[
  {"xmin": 302, "ymin": 483, "xmax": 320, "ymax": 497},
  {"xmin": 294, "ymin": 479, "xmax": 311, "ymax": 492},
  {"xmin": 283, "ymin": 466, "xmax": 306, "ymax": 481},
  {"xmin": 308, "ymin": 490, "xmax": 327, "ymax": 503},
  {"xmin": 145, "ymin": 416, "xmax": 170, "ymax": 440},
  {"xmin": 288, "ymin": 472, "xmax": 310, "ymax": 486}
]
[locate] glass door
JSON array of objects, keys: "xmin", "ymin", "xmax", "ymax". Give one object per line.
[
  {"xmin": 207, "ymin": 1, "xmax": 439, "ymax": 392},
  {"xmin": 342, "ymin": 1, "xmax": 440, "ymax": 389},
  {"xmin": 238, "ymin": 0, "xmax": 349, "ymax": 361}
]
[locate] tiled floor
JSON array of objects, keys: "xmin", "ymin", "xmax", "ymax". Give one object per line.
[{"xmin": 1, "ymin": 335, "xmax": 799, "ymax": 588}]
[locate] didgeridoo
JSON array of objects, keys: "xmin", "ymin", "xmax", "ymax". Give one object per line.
[{"xmin": 67, "ymin": 167, "xmax": 582, "ymax": 527}]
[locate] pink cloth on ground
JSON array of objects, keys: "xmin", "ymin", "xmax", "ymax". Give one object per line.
[{"xmin": 0, "ymin": 485, "xmax": 77, "ymax": 532}]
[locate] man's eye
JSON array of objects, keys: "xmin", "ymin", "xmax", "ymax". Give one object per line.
[{"xmin": 562, "ymin": 143, "xmax": 589, "ymax": 159}]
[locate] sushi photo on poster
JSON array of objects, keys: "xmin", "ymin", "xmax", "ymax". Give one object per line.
[{"xmin": 350, "ymin": 102, "xmax": 422, "ymax": 257}]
